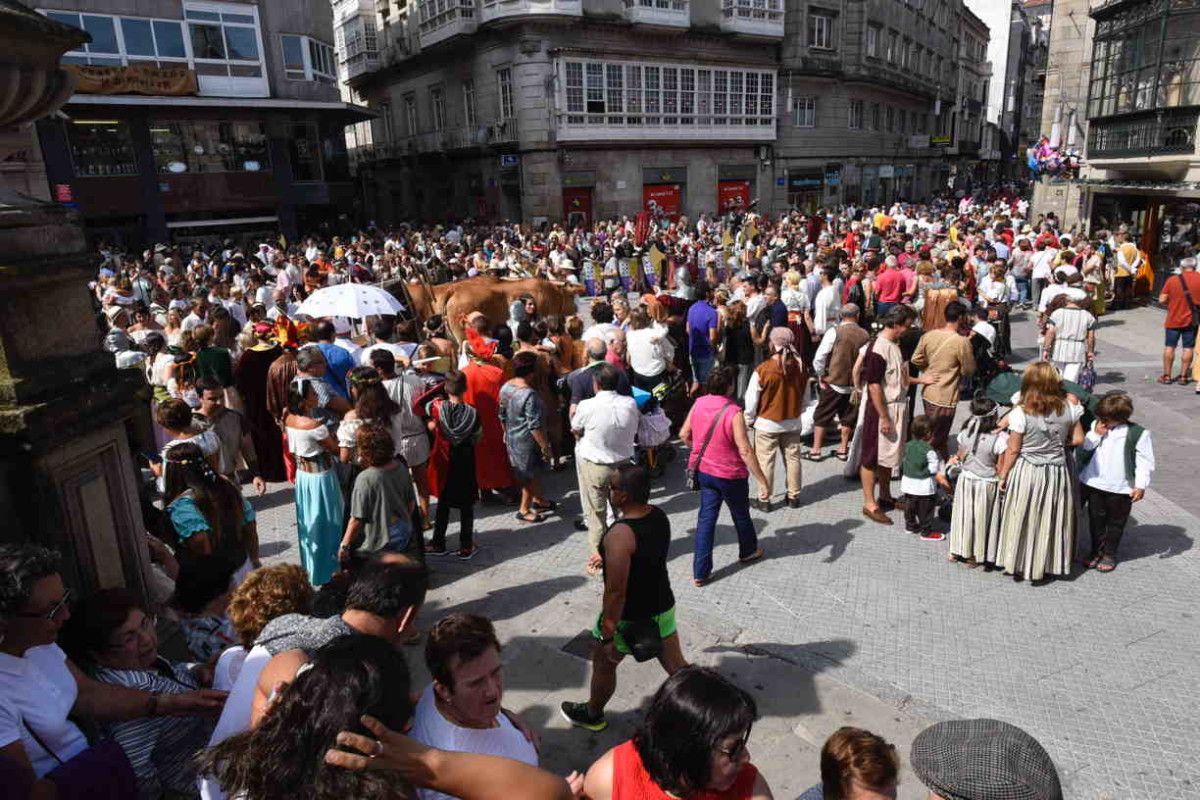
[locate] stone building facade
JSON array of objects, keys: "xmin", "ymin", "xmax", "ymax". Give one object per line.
[
  {"xmin": 350, "ymin": 0, "xmax": 987, "ymax": 223},
  {"xmin": 31, "ymin": 0, "xmax": 371, "ymax": 246}
]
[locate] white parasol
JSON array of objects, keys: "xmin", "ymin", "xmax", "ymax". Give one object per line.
[{"xmin": 297, "ymin": 283, "xmax": 406, "ymax": 319}]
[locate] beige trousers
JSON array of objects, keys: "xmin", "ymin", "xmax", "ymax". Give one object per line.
[
  {"xmin": 753, "ymin": 428, "xmax": 804, "ymax": 500},
  {"xmin": 577, "ymin": 457, "xmax": 618, "ymax": 554}
]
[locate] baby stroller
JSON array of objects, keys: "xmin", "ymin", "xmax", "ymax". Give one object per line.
[{"xmin": 632, "ymin": 386, "xmax": 674, "ymax": 478}]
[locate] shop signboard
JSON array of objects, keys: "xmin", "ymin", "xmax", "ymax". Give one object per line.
[
  {"xmin": 500, "ymin": 154, "xmax": 520, "ymax": 168},
  {"xmin": 931, "ymin": 134, "xmax": 952, "ymax": 146},
  {"xmin": 643, "ymin": 184, "xmax": 682, "ymax": 219},
  {"xmin": 909, "ymin": 134, "xmax": 929, "ymax": 149},
  {"xmin": 878, "ymin": 165, "xmax": 895, "ymax": 179},
  {"xmin": 717, "ymin": 180, "xmax": 751, "ymax": 213}
]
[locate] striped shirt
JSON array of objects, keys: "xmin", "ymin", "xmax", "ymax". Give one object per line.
[
  {"xmin": 93, "ymin": 658, "xmax": 216, "ymax": 799},
  {"xmin": 1048, "ymin": 306, "xmax": 1095, "ymax": 365}
]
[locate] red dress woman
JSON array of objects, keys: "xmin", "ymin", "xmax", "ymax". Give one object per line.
[{"xmin": 462, "ymin": 329, "xmax": 514, "ymax": 493}]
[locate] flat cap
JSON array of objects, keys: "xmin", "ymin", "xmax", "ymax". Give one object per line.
[{"xmin": 910, "ymin": 719, "xmax": 1062, "ymax": 800}]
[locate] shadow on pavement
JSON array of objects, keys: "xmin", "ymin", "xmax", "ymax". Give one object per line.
[
  {"xmin": 1101, "ymin": 522, "xmax": 1193, "ymax": 563},
  {"xmin": 703, "ymin": 639, "xmax": 857, "ymax": 718},
  {"xmin": 432, "ymin": 575, "xmax": 589, "ymax": 622},
  {"xmin": 258, "ymin": 540, "xmax": 292, "ymax": 559},
  {"xmin": 769, "ymin": 521, "xmax": 861, "ymax": 563}
]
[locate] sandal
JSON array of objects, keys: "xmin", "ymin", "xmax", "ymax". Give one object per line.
[
  {"xmin": 1180, "ymin": 377, "xmax": 1195, "ymax": 386},
  {"xmin": 585, "ymin": 556, "xmax": 603, "ymax": 576},
  {"xmin": 802, "ymin": 450, "xmax": 826, "ymax": 462},
  {"xmin": 694, "ymin": 576, "xmax": 711, "ymax": 587},
  {"xmin": 532, "ymin": 499, "xmax": 559, "ymax": 512},
  {"xmin": 738, "ymin": 547, "xmax": 765, "ymax": 564},
  {"xmin": 834, "ymin": 450, "xmax": 849, "ymax": 461},
  {"xmin": 515, "ymin": 511, "xmax": 545, "ymax": 524},
  {"xmin": 1095, "ymin": 559, "xmax": 1117, "ymax": 573},
  {"xmin": 1157, "ymin": 374, "xmax": 1177, "ymax": 385}
]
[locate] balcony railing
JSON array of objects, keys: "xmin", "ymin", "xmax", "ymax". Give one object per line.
[
  {"xmin": 354, "ymin": 119, "xmax": 519, "ymax": 163},
  {"xmin": 624, "ymin": 0, "xmax": 689, "ymax": 28},
  {"xmin": 417, "ymin": 0, "xmax": 477, "ymax": 47},
  {"xmin": 343, "ymin": 52, "xmax": 379, "ymax": 80},
  {"xmin": 720, "ymin": 0, "xmax": 783, "ymax": 37},
  {"xmin": 480, "ymin": 0, "xmax": 581, "ymax": 23},
  {"xmin": 1088, "ymin": 109, "xmax": 1198, "ymax": 158}
]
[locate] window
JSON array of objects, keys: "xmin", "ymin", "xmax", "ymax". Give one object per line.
[
  {"xmin": 184, "ymin": 2, "xmax": 264, "ymax": 78},
  {"xmin": 808, "ymin": 11, "xmax": 833, "ymax": 50},
  {"xmin": 559, "ymin": 59, "xmax": 775, "ymax": 130},
  {"xmin": 497, "ymin": 68, "xmax": 514, "ymax": 120},
  {"xmin": 45, "ymin": 11, "xmax": 187, "ymax": 66},
  {"xmin": 793, "ymin": 95, "xmax": 816, "ymax": 127},
  {"xmin": 404, "ymin": 94, "xmax": 418, "ymax": 136},
  {"xmin": 288, "ymin": 122, "xmax": 323, "ymax": 181},
  {"xmin": 902, "ymin": 38, "xmax": 911, "ymax": 69},
  {"xmin": 870, "ymin": 102, "xmax": 880, "ymax": 130},
  {"xmin": 430, "ymin": 87, "xmax": 446, "ymax": 131},
  {"xmin": 463, "ymin": 79, "xmax": 476, "ymax": 129},
  {"xmin": 66, "ymin": 119, "xmax": 138, "ymax": 177},
  {"xmin": 866, "ymin": 25, "xmax": 879, "ymax": 58},
  {"xmin": 149, "ymin": 120, "xmax": 270, "ymax": 173},
  {"xmin": 416, "ymin": 0, "xmax": 476, "ymax": 37},
  {"xmin": 281, "ymin": 35, "xmax": 335, "ymax": 82},
  {"xmin": 885, "ymin": 105, "xmax": 894, "ymax": 131},
  {"xmin": 887, "ymin": 30, "xmax": 898, "ymax": 63},
  {"xmin": 848, "ymin": 98, "xmax": 863, "ymax": 129},
  {"xmin": 380, "ymin": 102, "xmax": 394, "ymax": 143},
  {"xmin": 899, "ymin": 109, "xmax": 907, "ymax": 133}
]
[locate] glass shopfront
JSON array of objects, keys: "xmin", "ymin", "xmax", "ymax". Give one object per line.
[
  {"xmin": 67, "ymin": 119, "xmax": 139, "ymax": 177},
  {"xmin": 150, "ymin": 120, "xmax": 270, "ymax": 173}
]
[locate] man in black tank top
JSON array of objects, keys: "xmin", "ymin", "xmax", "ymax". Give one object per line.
[{"xmin": 561, "ymin": 465, "xmax": 687, "ymax": 733}]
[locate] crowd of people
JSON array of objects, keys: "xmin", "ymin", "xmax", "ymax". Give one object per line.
[{"xmin": 3, "ymin": 186, "xmax": 1191, "ymax": 799}]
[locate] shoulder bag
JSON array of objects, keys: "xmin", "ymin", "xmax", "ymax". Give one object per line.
[
  {"xmin": 22, "ymin": 720, "xmax": 137, "ymax": 800},
  {"xmin": 685, "ymin": 403, "xmax": 733, "ymax": 491},
  {"xmin": 1176, "ymin": 274, "xmax": 1200, "ymax": 328}
]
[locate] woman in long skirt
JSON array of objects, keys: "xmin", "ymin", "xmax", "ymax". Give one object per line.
[
  {"xmin": 233, "ymin": 325, "xmax": 287, "ymax": 482},
  {"xmin": 995, "ymin": 363, "xmax": 1085, "ymax": 581},
  {"xmin": 284, "ymin": 376, "xmax": 344, "ymax": 585},
  {"xmin": 947, "ymin": 398, "xmax": 1007, "ymax": 567}
]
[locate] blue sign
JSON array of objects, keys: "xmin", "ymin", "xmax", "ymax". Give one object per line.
[
  {"xmin": 775, "ymin": 176, "xmax": 785, "ymax": 187},
  {"xmin": 500, "ymin": 154, "xmax": 520, "ymax": 168}
]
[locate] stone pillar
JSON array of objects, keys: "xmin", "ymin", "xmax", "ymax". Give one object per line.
[{"xmin": 0, "ymin": 2, "xmax": 151, "ymax": 599}]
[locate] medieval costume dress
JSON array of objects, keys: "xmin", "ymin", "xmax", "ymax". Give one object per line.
[
  {"xmin": 232, "ymin": 340, "xmax": 287, "ymax": 482},
  {"xmin": 462, "ymin": 330, "xmax": 515, "ymax": 492}
]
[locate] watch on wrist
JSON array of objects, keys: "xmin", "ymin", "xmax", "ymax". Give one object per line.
[{"xmin": 148, "ymin": 691, "xmax": 161, "ymax": 717}]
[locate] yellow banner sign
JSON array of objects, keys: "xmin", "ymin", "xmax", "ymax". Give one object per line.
[{"xmin": 66, "ymin": 64, "xmax": 198, "ymax": 97}]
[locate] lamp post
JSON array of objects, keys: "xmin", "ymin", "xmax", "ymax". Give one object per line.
[{"xmin": 0, "ymin": 2, "xmax": 152, "ymax": 599}]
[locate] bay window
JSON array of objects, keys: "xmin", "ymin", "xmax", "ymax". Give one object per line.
[
  {"xmin": 559, "ymin": 58, "xmax": 775, "ymax": 138},
  {"xmin": 281, "ymin": 34, "xmax": 336, "ymax": 83}
]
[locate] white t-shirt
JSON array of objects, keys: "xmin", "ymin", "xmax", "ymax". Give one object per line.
[
  {"xmin": 360, "ymin": 341, "xmax": 413, "ymax": 367},
  {"xmin": 0, "ymin": 644, "xmax": 89, "ymax": 777},
  {"xmin": 409, "ymin": 685, "xmax": 538, "ymax": 800},
  {"xmin": 199, "ymin": 644, "xmax": 272, "ymax": 800}
]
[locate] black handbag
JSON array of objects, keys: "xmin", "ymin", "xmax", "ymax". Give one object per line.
[
  {"xmin": 622, "ymin": 618, "xmax": 663, "ymax": 663},
  {"xmin": 686, "ymin": 404, "xmax": 733, "ymax": 491}
]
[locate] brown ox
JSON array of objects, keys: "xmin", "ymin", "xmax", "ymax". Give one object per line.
[{"xmin": 399, "ymin": 276, "xmax": 584, "ymax": 340}]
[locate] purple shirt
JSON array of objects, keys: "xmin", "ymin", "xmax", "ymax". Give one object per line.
[{"xmin": 687, "ymin": 302, "xmax": 719, "ymax": 358}]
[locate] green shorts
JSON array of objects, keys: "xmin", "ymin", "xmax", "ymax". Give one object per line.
[{"xmin": 592, "ymin": 607, "xmax": 677, "ymax": 656}]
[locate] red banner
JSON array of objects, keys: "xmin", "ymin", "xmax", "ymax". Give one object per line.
[
  {"xmin": 643, "ymin": 184, "xmax": 682, "ymax": 220},
  {"xmin": 634, "ymin": 212, "xmax": 650, "ymax": 247},
  {"xmin": 717, "ymin": 180, "xmax": 751, "ymax": 214}
]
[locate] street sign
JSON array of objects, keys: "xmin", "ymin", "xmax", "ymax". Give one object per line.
[
  {"xmin": 775, "ymin": 176, "xmax": 785, "ymax": 187},
  {"xmin": 500, "ymin": 154, "xmax": 520, "ymax": 168}
]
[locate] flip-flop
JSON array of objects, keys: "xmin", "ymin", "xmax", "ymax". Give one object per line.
[
  {"xmin": 1095, "ymin": 559, "xmax": 1117, "ymax": 573},
  {"xmin": 834, "ymin": 451, "xmax": 849, "ymax": 461},
  {"xmin": 1157, "ymin": 374, "xmax": 1176, "ymax": 385},
  {"xmin": 802, "ymin": 450, "xmax": 825, "ymax": 462},
  {"xmin": 515, "ymin": 511, "xmax": 545, "ymax": 524}
]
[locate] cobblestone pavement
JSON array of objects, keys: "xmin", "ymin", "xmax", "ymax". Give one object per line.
[{"xmin": 249, "ymin": 301, "xmax": 1200, "ymax": 799}]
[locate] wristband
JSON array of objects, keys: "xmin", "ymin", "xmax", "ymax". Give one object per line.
[{"xmin": 148, "ymin": 691, "xmax": 161, "ymax": 717}]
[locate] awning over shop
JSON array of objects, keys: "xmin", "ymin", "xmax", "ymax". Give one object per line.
[{"xmin": 65, "ymin": 94, "xmax": 375, "ymax": 124}]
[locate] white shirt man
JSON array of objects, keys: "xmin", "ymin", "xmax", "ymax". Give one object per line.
[{"xmin": 409, "ymin": 617, "xmax": 537, "ymax": 800}]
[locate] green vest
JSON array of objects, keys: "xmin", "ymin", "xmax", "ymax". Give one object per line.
[
  {"xmin": 903, "ymin": 440, "xmax": 934, "ymax": 480},
  {"xmin": 1075, "ymin": 423, "xmax": 1144, "ymax": 483}
]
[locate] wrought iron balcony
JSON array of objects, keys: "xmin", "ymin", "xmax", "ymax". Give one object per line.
[{"xmin": 1088, "ymin": 109, "xmax": 1198, "ymax": 159}]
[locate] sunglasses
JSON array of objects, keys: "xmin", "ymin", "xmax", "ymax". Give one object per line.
[{"xmin": 16, "ymin": 588, "xmax": 71, "ymax": 621}]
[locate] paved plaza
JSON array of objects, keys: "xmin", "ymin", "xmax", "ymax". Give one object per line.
[{"xmin": 251, "ymin": 301, "xmax": 1200, "ymax": 799}]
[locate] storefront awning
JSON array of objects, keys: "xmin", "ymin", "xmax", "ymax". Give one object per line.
[{"xmin": 65, "ymin": 94, "xmax": 375, "ymax": 123}]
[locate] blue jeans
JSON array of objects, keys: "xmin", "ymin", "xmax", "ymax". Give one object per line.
[
  {"xmin": 875, "ymin": 301, "xmax": 897, "ymax": 319},
  {"xmin": 1014, "ymin": 276, "xmax": 1031, "ymax": 305},
  {"xmin": 690, "ymin": 354, "xmax": 715, "ymax": 385},
  {"xmin": 693, "ymin": 471, "xmax": 759, "ymax": 580}
]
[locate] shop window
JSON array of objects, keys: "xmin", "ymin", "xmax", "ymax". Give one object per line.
[
  {"xmin": 150, "ymin": 120, "xmax": 270, "ymax": 174},
  {"xmin": 289, "ymin": 122, "xmax": 323, "ymax": 182},
  {"xmin": 67, "ymin": 119, "xmax": 138, "ymax": 177}
]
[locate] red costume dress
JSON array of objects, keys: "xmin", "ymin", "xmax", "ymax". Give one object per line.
[{"xmin": 462, "ymin": 359, "xmax": 514, "ymax": 491}]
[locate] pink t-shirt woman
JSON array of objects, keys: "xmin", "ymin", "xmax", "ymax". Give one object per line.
[{"xmin": 688, "ymin": 395, "xmax": 747, "ymax": 480}]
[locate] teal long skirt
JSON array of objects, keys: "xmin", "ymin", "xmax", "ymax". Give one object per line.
[{"xmin": 295, "ymin": 468, "xmax": 344, "ymax": 586}]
